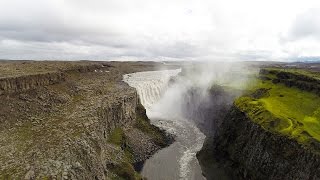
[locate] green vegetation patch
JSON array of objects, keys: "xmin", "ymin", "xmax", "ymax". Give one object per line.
[
  {"xmin": 261, "ymin": 68, "xmax": 320, "ymax": 95},
  {"xmin": 108, "ymin": 127, "xmax": 125, "ymax": 146},
  {"xmin": 262, "ymin": 68, "xmax": 320, "ymax": 80},
  {"xmin": 107, "ymin": 127, "xmax": 134, "ymax": 162},
  {"xmin": 107, "ymin": 127, "xmax": 145, "ymax": 179},
  {"xmin": 236, "ymin": 70, "xmax": 320, "ymax": 146},
  {"xmin": 106, "ymin": 128, "xmax": 141, "ymax": 179},
  {"xmin": 107, "ymin": 162, "xmax": 143, "ymax": 180}
]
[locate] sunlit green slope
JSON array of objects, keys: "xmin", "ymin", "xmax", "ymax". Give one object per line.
[{"xmin": 236, "ymin": 68, "xmax": 320, "ymax": 146}]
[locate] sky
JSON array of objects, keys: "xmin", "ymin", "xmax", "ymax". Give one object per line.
[{"xmin": 0, "ymin": 0, "xmax": 320, "ymax": 61}]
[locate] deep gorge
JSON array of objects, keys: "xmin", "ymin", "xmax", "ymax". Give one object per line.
[
  {"xmin": 1, "ymin": 61, "xmax": 320, "ymax": 180},
  {"xmin": 124, "ymin": 66, "xmax": 320, "ymax": 180},
  {"xmin": 123, "ymin": 68, "xmax": 241, "ymax": 180}
]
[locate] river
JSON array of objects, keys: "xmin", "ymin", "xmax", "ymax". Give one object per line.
[{"xmin": 123, "ymin": 69, "xmax": 206, "ymax": 180}]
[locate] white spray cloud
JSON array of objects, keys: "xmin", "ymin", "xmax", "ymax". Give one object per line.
[
  {"xmin": 123, "ymin": 62, "xmax": 250, "ymax": 179},
  {"xmin": 151, "ymin": 62, "xmax": 249, "ymax": 122}
]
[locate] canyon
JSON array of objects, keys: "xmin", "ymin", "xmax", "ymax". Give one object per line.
[
  {"xmin": 1, "ymin": 60, "xmax": 320, "ymax": 180},
  {"xmin": 124, "ymin": 69, "xmax": 205, "ymax": 180}
]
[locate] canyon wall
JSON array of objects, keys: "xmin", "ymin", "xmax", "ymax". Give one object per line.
[
  {"xmin": 199, "ymin": 106, "xmax": 320, "ymax": 179},
  {"xmin": 196, "ymin": 68, "xmax": 320, "ymax": 180},
  {"xmin": 0, "ymin": 64, "xmax": 101, "ymax": 95},
  {"xmin": 0, "ymin": 62, "xmax": 170, "ymax": 180},
  {"xmin": 0, "ymin": 72, "xmax": 65, "ymax": 95},
  {"xmin": 49, "ymin": 89, "xmax": 140, "ymax": 179},
  {"xmin": 180, "ymin": 86, "xmax": 237, "ymax": 136}
]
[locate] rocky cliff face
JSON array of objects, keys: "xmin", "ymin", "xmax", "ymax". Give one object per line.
[
  {"xmin": 47, "ymin": 89, "xmax": 140, "ymax": 180},
  {"xmin": 0, "ymin": 72, "xmax": 65, "ymax": 95},
  {"xmin": 180, "ymin": 86, "xmax": 237, "ymax": 136},
  {"xmin": 198, "ymin": 106, "xmax": 320, "ymax": 180},
  {"xmin": 0, "ymin": 62, "xmax": 171, "ymax": 180},
  {"xmin": 23, "ymin": 89, "xmax": 139, "ymax": 179},
  {"xmin": 97, "ymin": 90, "xmax": 138, "ymax": 132},
  {"xmin": 0, "ymin": 64, "xmax": 102, "ymax": 95},
  {"xmin": 196, "ymin": 67, "xmax": 320, "ymax": 180}
]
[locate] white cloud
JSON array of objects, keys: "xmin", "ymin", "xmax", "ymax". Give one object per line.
[
  {"xmin": 287, "ymin": 9, "xmax": 320, "ymax": 40},
  {"xmin": 0, "ymin": 0, "xmax": 320, "ymax": 61}
]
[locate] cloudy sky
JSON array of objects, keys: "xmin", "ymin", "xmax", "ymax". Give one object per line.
[{"xmin": 0, "ymin": 0, "xmax": 319, "ymax": 61}]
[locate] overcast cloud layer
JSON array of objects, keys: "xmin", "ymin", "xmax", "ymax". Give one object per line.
[{"xmin": 0, "ymin": 0, "xmax": 320, "ymax": 61}]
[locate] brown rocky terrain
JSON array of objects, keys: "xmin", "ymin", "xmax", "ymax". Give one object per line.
[{"xmin": 0, "ymin": 61, "xmax": 176, "ymax": 179}]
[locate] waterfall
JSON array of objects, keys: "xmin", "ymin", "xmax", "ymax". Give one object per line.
[
  {"xmin": 123, "ymin": 69, "xmax": 205, "ymax": 180},
  {"xmin": 123, "ymin": 69, "xmax": 181, "ymax": 110}
]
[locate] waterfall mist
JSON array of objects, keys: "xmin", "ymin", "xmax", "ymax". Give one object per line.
[
  {"xmin": 123, "ymin": 62, "xmax": 251, "ymax": 180},
  {"xmin": 151, "ymin": 62, "xmax": 250, "ymax": 134}
]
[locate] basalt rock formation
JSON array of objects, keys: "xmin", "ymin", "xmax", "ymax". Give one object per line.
[
  {"xmin": 0, "ymin": 61, "xmax": 173, "ymax": 180},
  {"xmin": 199, "ymin": 105, "xmax": 320, "ymax": 179},
  {"xmin": 0, "ymin": 63, "xmax": 103, "ymax": 95},
  {"xmin": 0, "ymin": 72, "xmax": 65, "ymax": 95}
]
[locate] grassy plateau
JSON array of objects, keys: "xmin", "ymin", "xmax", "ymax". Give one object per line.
[{"xmin": 235, "ymin": 68, "xmax": 320, "ymax": 147}]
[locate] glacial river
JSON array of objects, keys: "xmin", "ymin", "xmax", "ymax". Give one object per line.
[{"xmin": 123, "ymin": 69, "xmax": 206, "ymax": 180}]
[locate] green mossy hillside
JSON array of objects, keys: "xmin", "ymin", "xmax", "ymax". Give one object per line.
[
  {"xmin": 261, "ymin": 68, "xmax": 320, "ymax": 81},
  {"xmin": 236, "ymin": 69, "xmax": 320, "ymax": 147},
  {"xmin": 260, "ymin": 68, "xmax": 320, "ymax": 95}
]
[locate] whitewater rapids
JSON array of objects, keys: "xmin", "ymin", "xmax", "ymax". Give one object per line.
[{"xmin": 123, "ymin": 69, "xmax": 206, "ymax": 180}]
